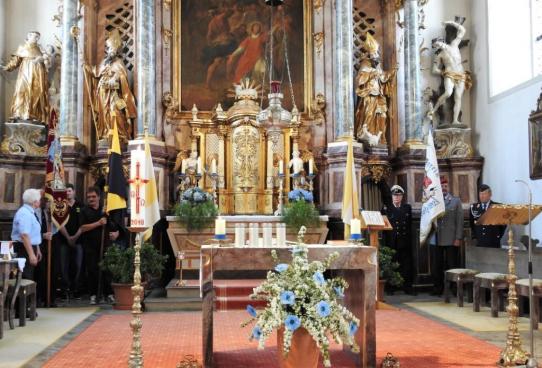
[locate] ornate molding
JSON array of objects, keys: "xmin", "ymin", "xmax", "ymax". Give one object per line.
[
  {"xmin": 163, "ymin": 0, "xmax": 172, "ymax": 11},
  {"xmin": 314, "ymin": 0, "xmax": 326, "ymax": 13},
  {"xmin": 434, "ymin": 128, "xmax": 473, "ymax": 159},
  {"xmin": 0, "ymin": 121, "xmax": 47, "ymax": 156},
  {"xmin": 162, "ymin": 27, "xmax": 173, "ymax": 50},
  {"xmin": 313, "ymin": 32, "xmax": 324, "ymax": 57},
  {"xmin": 361, "ymin": 163, "xmax": 391, "ymax": 184},
  {"xmin": 310, "ymin": 93, "xmax": 326, "ymax": 125}
]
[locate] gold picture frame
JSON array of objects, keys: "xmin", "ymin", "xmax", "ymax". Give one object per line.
[
  {"xmin": 529, "ymin": 109, "xmax": 542, "ymax": 180},
  {"xmin": 171, "ymin": 0, "xmax": 313, "ymax": 118}
]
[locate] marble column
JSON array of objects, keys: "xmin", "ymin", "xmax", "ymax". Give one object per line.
[
  {"xmin": 59, "ymin": 0, "xmax": 80, "ymax": 142},
  {"xmin": 403, "ymin": 0, "xmax": 424, "ymax": 147},
  {"xmin": 0, "ymin": 1, "xmax": 5, "ymax": 124},
  {"xmin": 333, "ymin": 0, "xmax": 355, "ymax": 140},
  {"xmin": 136, "ymin": 0, "xmax": 157, "ymax": 137}
]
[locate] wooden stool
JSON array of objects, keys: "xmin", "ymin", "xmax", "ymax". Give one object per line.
[
  {"xmin": 8, "ymin": 279, "xmax": 37, "ymax": 327},
  {"xmin": 516, "ymin": 278, "xmax": 542, "ymax": 330},
  {"xmin": 444, "ymin": 268, "xmax": 479, "ymax": 307},
  {"xmin": 473, "ymin": 272, "xmax": 508, "ymax": 317}
]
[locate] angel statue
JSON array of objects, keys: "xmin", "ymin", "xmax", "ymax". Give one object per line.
[
  {"xmin": 354, "ymin": 33, "xmax": 396, "ymax": 145},
  {"xmin": 83, "ymin": 29, "xmax": 137, "ymax": 144},
  {"xmin": 0, "ymin": 31, "xmax": 51, "ymax": 123}
]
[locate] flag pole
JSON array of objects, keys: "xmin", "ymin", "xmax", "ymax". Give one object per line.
[{"xmin": 46, "ymin": 211, "xmax": 52, "ymax": 308}]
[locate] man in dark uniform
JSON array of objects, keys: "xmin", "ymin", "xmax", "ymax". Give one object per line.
[
  {"xmin": 381, "ymin": 185, "xmax": 413, "ymax": 292},
  {"xmin": 469, "ymin": 184, "xmax": 506, "ymax": 248}
]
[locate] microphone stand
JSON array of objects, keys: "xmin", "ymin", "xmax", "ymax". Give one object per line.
[{"xmin": 515, "ymin": 179, "xmax": 538, "ymax": 368}]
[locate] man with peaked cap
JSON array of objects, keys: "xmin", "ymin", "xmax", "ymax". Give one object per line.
[
  {"xmin": 469, "ymin": 184, "xmax": 506, "ymax": 248},
  {"xmin": 431, "ymin": 176, "xmax": 464, "ymax": 295},
  {"xmin": 381, "ymin": 185, "xmax": 413, "ymax": 293}
]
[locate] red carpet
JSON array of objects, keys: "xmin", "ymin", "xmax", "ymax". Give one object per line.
[{"xmin": 43, "ymin": 309, "xmax": 501, "ymax": 368}]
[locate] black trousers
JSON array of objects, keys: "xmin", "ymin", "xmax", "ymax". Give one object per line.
[
  {"xmin": 58, "ymin": 240, "xmax": 83, "ymax": 293},
  {"xmin": 84, "ymin": 245, "xmax": 112, "ymax": 298},
  {"xmin": 394, "ymin": 247, "xmax": 413, "ymax": 290},
  {"xmin": 431, "ymin": 245, "xmax": 459, "ymax": 293},
  {"xmin": 13, "ymin": 242, "xmax": 37, "ymax": 281}
]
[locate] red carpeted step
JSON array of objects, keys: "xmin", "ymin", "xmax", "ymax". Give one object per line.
[{"xmin": 214, "ymin": 279, "xmax": 266, "ymax": 310}]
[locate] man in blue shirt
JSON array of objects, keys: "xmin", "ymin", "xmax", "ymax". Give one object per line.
[{"xmin": 11, "ymin": 188, "xmax": 51, "ymax": 279}]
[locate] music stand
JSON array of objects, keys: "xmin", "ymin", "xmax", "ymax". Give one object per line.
[{"xmin": 477, "ymin": 204, "xmax": 542, "ymax": 367}]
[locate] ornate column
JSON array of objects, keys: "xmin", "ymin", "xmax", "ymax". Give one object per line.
[
  {"xmin": 0, "ymin": 1, "xmax": 5, "ymax": 123},
  {"xmin": 402, "ymin": 0, "xmax": 424, "ymax": 148},
  {"xmin": 333, "ymin": 0, "xmax": 355, "ymax": 140},
  {"xmin": 59, "ymin": 0, "xmax": 80, "ymax": 143},
  {"xmin": 136, "ymin": 0, "xmax": 156, "ymax": 137}
]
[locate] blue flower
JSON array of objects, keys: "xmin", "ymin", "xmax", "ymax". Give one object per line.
[
  {"xmin": 252, "ymin": 325, "xmax": 262, "ymax": 339},
  {"xmin": 313, "ymin": 272, "xmax": 325, "ymax": 285},
  {"xmin": 193, "ymin": 192, "xmax": 204, "ymax": 202},
  {"xmin": 275, "ymin": 263, "xmax": 288, "ymax": 273},
  {"xmin": 349, "ymin": 321, "xmax": 358, "ymax": 336},
  {"xmin": 280, "ymin": 291, "xmax": 295, "ymax": 305},
  {"xmin": 246, "ymin": 304, "xmax": 257, "ymax": 317},
  {"xmin": 316, "ymin": 300, "xmax": 331, "ymax": 317},
  {"xmin": 285, "ymin": 315, "xmax": 301, "ymax": 331},
  {"xmin": 334, "ymin": 286, "xmax": 344, "ymax": 298}
]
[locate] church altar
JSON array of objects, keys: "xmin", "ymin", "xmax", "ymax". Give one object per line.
[
  {"xmin": 200, "ymin": 244, "xmax": 377, "ymax": 368},
  {"xmin": 166, "ymin": 215, "xmax": 329, "ymax": 270}
]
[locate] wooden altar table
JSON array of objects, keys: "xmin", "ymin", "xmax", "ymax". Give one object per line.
[{"xmin": 200, "ymin": 244, "xmax": 377, "ymax": 367}]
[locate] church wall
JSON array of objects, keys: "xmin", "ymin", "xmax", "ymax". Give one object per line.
[{"xmin": 471, "ymin": 0, "xmax": 542, "ymax": 241}]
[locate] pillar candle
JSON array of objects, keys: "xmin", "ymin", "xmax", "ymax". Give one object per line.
[
  {"xmin": 181, "ymin": 159, "xmax": 187, "ymax": 174},
  {"xmin": 215, "ymin": 217, "xmax": 226, "ymax": 238},
  {"xmin": 278, "ymin": 160, "xmax": 284, "ymax": 175},
  {"xmin": 211, "ymin": 158, "xmax": 217, "ymax": 174},
  {"xmin": 197, "ymin": 157, "xmax": 202, "ymax": 174},
  {"xmin": 309, "ymin": 158, "xmax": 314, "ymax": 175},
  {"xmin": 351, "ymin": 218, "xmax": 361, "ymax": 235}
]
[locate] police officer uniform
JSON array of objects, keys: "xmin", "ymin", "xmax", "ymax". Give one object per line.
[
  {"xmin": 469, "ymin": 185, "xmax": 506, "ymax": 248},
  {"xmin": 381, "ymin": 185, "xmax": 413, "ymax": 290}
]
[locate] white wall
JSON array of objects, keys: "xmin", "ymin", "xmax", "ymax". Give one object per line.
[
  {"xmin": 471, "ymin": 0, "xmax": 542, "ymax": 240},
  {"xmin": 1, "ymin": 0, "xmax": 58, "ymax": 122}
]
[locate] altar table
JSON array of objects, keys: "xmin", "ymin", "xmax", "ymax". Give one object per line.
[{"xmin": 200, "ymin": 244, "xmax": 377, "ymax": 367}]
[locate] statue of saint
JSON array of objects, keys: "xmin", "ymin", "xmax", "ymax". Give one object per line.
[
  {"xmin": 289, "ymin": 149, "xmax": 304, "ymax": 176},
  {"xmin": 428, "ymin": 20, "xmax": 472, "ymax": 126},
  {"xmin": 0, "ymin": 31, "xmax": 51, "ymax": 123},
  {"xmin": 83, "ymin": 29, "xmax": 136, "ymax": 144},
  {"xmin": 354, "ymin": 33, "xmax": 396, "ymax": 145}
]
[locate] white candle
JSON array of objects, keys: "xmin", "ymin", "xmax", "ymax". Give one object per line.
[
  {"xmin": 211, "ymin": 158, "xmax": 217, "ymax": 174},
  {"xmin": 351, "ymin": 218, "xmax": 361, "ymax": 235},
  {"xmin": 278, "ymin": 160, "xmax": 284, "ymax": 175},
  {"xmin": 197, "ymin": 157, "xmax": 202, "ymax": 174},
  {"xmin": 181, "ymin": 159, "xmax": 187, "ymax": 174},
  {"xmin": 309, "ymin": 158, "xmax": 314, "ymax": 175},
  {"xmin": 215, "ymin": 217, "xmax": 226, "ymax": 236}
]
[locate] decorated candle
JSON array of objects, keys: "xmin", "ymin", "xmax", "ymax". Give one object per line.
[{"xmin": 215, "ymin": 217, "xmax": 226, "ymax": 239}]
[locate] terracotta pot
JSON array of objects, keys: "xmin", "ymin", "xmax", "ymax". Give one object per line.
[
  {"xmin": 378, "ymin": 279, "xmax": 386, "ymax": 302},
  {"xmin": 111, "ymin": 282, "xmax": 146, "ymax": 311},
  {"xmin": 277, "ymin": 327, "xmax": 319, "ymax": 368}
]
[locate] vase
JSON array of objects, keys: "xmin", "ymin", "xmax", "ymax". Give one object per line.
[
  {"xmin": 111, "ymin": 282, "xmax": 146, "ymax": 310},
  {"xmin": 378, "ymin": 279, "xmax": 386, "ymax": 302},
  {"xmin": 277, "ymin": 327, "xmax": 319, "ymax": 368}
]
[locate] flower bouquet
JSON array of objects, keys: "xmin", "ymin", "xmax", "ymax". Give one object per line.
[
  {"xmin": 282, "ymin": 189, "xmax": 320, "ymax": 230},
  {"xmin": 173, "ymin": 187, "xmax": 217, "ymax": 231},
  {"xmin": 242, "ymin": 245, "xmax": 360, "ymax": 367}
]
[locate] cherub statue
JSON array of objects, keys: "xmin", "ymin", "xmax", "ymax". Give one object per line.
[
  {"xmin": 428, "ymin": 18, "xmax": 472, "ymax": 126},
  {"xmin": 0, "ymin": 31, "xmax": 51, "ymax": 123},
  {"xmin": 289, "ymin": 149, "xmax": 304, "ymax": 176}
]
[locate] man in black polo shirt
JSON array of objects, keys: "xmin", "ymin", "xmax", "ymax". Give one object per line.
[{"xmin": 56, "ymin": 183, "xmax": 83, "ymax": 300}]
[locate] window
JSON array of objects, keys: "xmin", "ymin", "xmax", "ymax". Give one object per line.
[{"xmin": 488, "ymin": 0, "xmax": 542, "ymax": 97}]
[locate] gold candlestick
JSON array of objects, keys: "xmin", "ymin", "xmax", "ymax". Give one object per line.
[{"xmin": 129, "ymin": 231, "xmax": 144, "ymax": 368}]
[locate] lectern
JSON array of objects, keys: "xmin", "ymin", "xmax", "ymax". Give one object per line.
[{"xmin": 476, "ymin": 204, "xmax": 542, "ymax": 367}]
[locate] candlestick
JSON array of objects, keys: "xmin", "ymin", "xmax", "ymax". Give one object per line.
[{"xmin": 215, "ymin": 217, "xmax": 226, "ymax": 239}]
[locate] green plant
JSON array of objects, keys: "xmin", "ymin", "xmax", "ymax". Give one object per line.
[
  {"xmin": 378, "ymin": 245, "xmax": 404, "ymax": 287},
  {"xmin": 100, "ymin": 243, "xmax": 168, "ymax": 284},
  {"xmin": 241, "ymin": 246, "xmax": 359, "ymax": 367},
  {"xmin": 282, "ymin": 200, "xmax": 320, "ymax": 230},
  {"xmin": 174, "ymin": 187, "xmax": 218, "ymax": 231}
]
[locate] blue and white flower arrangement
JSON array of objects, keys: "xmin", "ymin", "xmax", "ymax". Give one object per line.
[
  {"xmin": 173, "ymin": 187, "xmax": 217, "ymax": 231},
  {"xmin": 242, "ymin": 246, "xmax": 360, "ymax": 367},
  {"xmin": 287, "ymin": 188, "xmax": 314, "ymax": 203}
]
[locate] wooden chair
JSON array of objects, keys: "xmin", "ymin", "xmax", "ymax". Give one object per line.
[
  {"xmin": 8, "ymin": 279, "xmax": 37, "ymax": 327},
  {"xmin": 473, "ymin": 272, "xmax": 508, "ymax": 317},
  {"xmin": 443, "ymin": 268, "xmax": 479, "ymax": 307},
  {"xmin": 516, "ymin": 278, "xmax": 542, "ymax": 330}
]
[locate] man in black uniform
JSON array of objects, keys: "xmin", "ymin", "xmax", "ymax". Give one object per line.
[
  {"xmin": 381, "ymin": 185, "xmax": 413, "ymax": 292},
  {"xmin": 469, "ymin": 184, "xmax": 506, "ymax": 248}
]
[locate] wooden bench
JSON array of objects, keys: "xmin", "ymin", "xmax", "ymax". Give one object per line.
[
  {"xmin": 473, "ymin": 272, "xmax": 508, "ymax": 317},
  {"xmin": 443, "ymin": 268, "xmax": 479, "ymax": 307},
  {"xmin": 516, "ymin": 278, "xmax": 542, "ymax": 330},
  {"xmin": 8, "ymin": 279, "xmax": 37, "ymax": 327}
]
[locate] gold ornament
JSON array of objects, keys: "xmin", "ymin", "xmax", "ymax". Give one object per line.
[{"xmin": 381, "ymin": 352, "xmax": 400, "ymax": 367}]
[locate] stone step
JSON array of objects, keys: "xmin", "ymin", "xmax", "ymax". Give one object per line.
[
  {"xmin": 144, "ymin": 297, "xmax": 202, "ymax": 312},
  {"xmin": 166, "ymin": 279, "xmax": 200, "ymax": 299}
]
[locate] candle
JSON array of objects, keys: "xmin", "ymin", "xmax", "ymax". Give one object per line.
[
  {"xmin": 278, "ymin": 160, "xmax": 284, "ymax": 175},
  {"xmin": 181, "ymin": 159, "xmax": 187, "ymax": 174},
  {"xmin": 215, "ymin": 217, "xmax": 226, "ymax": 239},
  {"xmin": 309, "ymin": 158, "xmax": 314, "ymax": 175},
  {"xmin": 211, "ymin": 158, "xmax": 217, "ymax": 174},
  {"xmin": 351, "ymin": 218, "xmax": 361, "ymax": 236},
  {"xmin": 197, "ymin": 157, "xmax": 202, "ymax": 174}
]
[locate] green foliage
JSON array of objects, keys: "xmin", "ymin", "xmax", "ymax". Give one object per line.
[
  {"xmin": 281, "ymin": 200, "xmax": 320, "ymax": 230},
  {"xmin": 173, "ymin": 199, "xmax": 218, "ymax": 231},
  {"xmin": 100, "ymin": 243, "xmax": 168, "ymax": 284},
  {"xmin": 378, "ymin": 245, "xmax": 404, "ymax": 287}
]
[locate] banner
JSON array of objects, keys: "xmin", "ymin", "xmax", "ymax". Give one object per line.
[
  {"xmin": 341, "ymin": 136, "xmax": 360, "ymax": 239},
  {"xmin": 106, "ymin": 121, "xmax": 127, "ymax": 213}
]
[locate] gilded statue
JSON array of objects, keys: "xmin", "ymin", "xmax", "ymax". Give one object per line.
[
  {"xmin": 83, "ymin": 29, "xmax": 136, "ymax": 144},
  {"xmin": 0, "ymin": 31, "xmax": 51, "ymax": 123},
  {"xmin": 354, "ymin": 33, "xmax": 396, "ymax": 145},
  {"xmin": 428, "ymin": 18, "xmax": 472, "ymax": 126}
]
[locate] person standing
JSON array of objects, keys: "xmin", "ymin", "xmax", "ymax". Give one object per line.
[
  {"xmin": 382, "ymin": 185, "xmax": 413, "ymax": 293},
  {"xmin": 469, "ymin": 184, "xmax": 506, "ymax": 248},
  {"xmin": 11, "ymin": 189, "xmax": 50, "ymax": 280},
  {"xmin": 431, "ymin": 177, "xmax": 464, "ymax": 295}
]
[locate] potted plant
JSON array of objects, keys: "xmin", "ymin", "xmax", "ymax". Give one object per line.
[
  {"xmin": 173, "ymin": 187, "xmax": 218, "ymax": 231},
  {"xmin": 241, "ymin": 242, "xmax": 359, "ymax": 368},
  {"xmin": 378, "ymin": 245, "xmax": 404, "ymax": 300},
  {"xmin": 100, "ymin": 242, "xmax": 168, "ymax": 310},
  {"xmin": 281, "ymin": 189, "xmax": 320, "ymax": 230}
]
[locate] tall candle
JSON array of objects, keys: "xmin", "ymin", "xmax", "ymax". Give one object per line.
[
  {"xmin": 197, "ymin": 157, "xmax": 202, "ymax": 174},
  {"xmin": 278, "ymin": 160, "xmax": 284, "ymax": 175},
  {"xmin": 351, "ymin": 218, "xmax": 361, "ymax": 235},
  {"xmin": 309, "ymin": 158, "xmax": 314, "ymax": 175},
  {"xmin": 211, "ymin": 158, "xmax": 217, "ymax": 174},
  {"xmin": 181, "ymin": 159, "xmax": 187, "ymax": 174}
]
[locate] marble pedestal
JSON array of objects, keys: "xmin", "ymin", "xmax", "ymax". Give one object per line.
[{"xmin": 434, "ymin": 127, "xmax": 473, "ymax": 158}]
